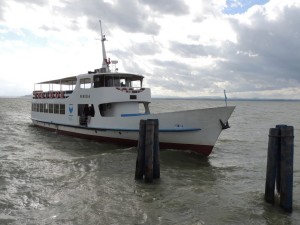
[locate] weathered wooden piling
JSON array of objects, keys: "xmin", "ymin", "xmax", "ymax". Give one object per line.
[
  {"xmin": 279, "ymin": 126, "xmax": 294, "ymax": 213},
  {"xmin": 264, "ymin": 125, "xmax": 294, "ymax": 213},
  {"xmin": 135, "ymin": 119, "xmax": 160, "ymax": 183},
  {"xmin": 153, "ymin": 119, "xmax": 160, "ymax": 179},
  {"xmin": 265, "ymin": 128, "xmax": 280, "ymax": 204},
  {"xmin": 135, "ymin": 120, "xmax": 146, "ymax": 180},
  {"xmin": 144, "ymin": 119, "xmax": 155, "ymax": 183},
  {"xmin": 275, "ymin": 124, "xmax": 287, "ymax": 193}
]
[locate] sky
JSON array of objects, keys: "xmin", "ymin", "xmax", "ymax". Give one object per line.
[{"xmin": 0, "ymin": 0, "xmax": 300, "ymax": 99}]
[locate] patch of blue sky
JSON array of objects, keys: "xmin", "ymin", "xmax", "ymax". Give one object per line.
[
  {"xmin": 0, "ymin": 25, "xmax": 47, "ymax": 47},
  {"xmin": 223, "ymin": 0, "xmax": 269, "ymax": 14}
]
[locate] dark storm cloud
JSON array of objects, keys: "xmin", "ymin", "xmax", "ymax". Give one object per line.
[
  {"xmin": 222, "ymin": 5, "xmax": 300, "ymax": 92},
  {"xmin": 56, "ymin": 0, "xmax": 160, "ymax": 35},
  {"xmin": 140, "ymin": 0, "xmax": 189, "ymax": 15},
  {"xmin": 145, "ymin": 3, "xmax": 300, "ymax": 96},
  {"xmin": 159, "ymin": 4, "xmax": 300, "ymax": 95}
]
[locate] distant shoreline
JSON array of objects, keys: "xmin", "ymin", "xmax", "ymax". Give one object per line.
[{"xmin": 152, "ymin": 97, "xmax": 300, "ymax": 102}]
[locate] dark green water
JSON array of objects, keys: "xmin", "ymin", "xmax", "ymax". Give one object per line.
[{"xmin": 0, "ymin": 98, "xmax": 299, "ymax": 224}]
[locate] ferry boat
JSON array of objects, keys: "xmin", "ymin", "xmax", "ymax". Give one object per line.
[{"xmin": 31, "ymin": 22, "xmax": 235, "ymax": 156}]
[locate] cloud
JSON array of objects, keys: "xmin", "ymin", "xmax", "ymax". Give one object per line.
[
  {"xmin": 169, "ymin": 41, "xmax": 219, "ymax": 57},
  {"xmin": 55, "ymin": 0, "xmax": 160, "ymax": 35},
  {"xmin": 0, "ymin": 0, "xmax": 300, "ymax": 99},
  {"xmin": 0, "ymin": 1, "xmax": 6, "ymax": 21},
  {"xmin": 14, "ymin": 0, "xmax": 48, "ymax": 6},
  {"xmin": 221, "ymin": 3, "xmax": 300, "ymax": 93},
  {"xmin": 140, "ymin": 0, "xmax": 189, "ymax": 15}
]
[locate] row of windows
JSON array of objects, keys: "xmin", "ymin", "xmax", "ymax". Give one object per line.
[
  {"xmin": 32, "ymin": 103, "xmax": 65, "ymax": 114},
  {"xmin": 80, "ymin": 75, "xmax": 141, "ymax": 89}
]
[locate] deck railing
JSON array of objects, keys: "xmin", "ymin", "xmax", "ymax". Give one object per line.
[
  {"xmin": 32, "ymin": 90, "xmax": 73, "ymax": 99},
  {"xmin": 115, "ymin": 87, "xmax": 145, "ymax": 93}
]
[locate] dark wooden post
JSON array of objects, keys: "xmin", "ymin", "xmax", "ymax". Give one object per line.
[
  {"xmin": 279, "ymin": 126, "xmax": 294, "ymax": 213},
  {"xmin": 135, "ymin": 119, "xmax": 160, "ymax": 183},
  {"xmin": 144, "ymin": 119, "xmax": 155, "ymax": 183},
  {"xmin": 275, "ymin": 124, "xmax": 287, "ymax": 193},
  {"xmin": 152, "ymin": 119, "xmax": 160, "ymax": 179},
  {"xmin": 135, "ymin": 120, "xmax": 146, "ymax": 180},
  {"xmin": 265, "ymin": 127, "xmax": 280, "ymax": 204}
]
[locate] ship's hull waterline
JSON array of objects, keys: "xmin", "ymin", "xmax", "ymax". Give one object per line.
[{"xmin": 31, "ymin": 106, "xmax": 235, "ymax": 156}]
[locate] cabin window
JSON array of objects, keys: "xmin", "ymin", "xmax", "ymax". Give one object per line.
[
  {"xmin": 92, "ymin": 75, "xmax": 142, "ymax": 88},
  {"xmin": 49, "ymin": 104, "xmax": 54, "ymax": 113},
  {"xmin": 54, "ymin": 104, "xmax": 59, "ymax": 114},
  {"xmin": 98, "ymin": 103, "xmax": 112, "ymax": 117},
  {"xmin": 105, "ymin": 77, "xmax": 114, "ymax": 87},
  {"xmin": 131, "ymin": 80, "xmax": 141, "ymax": 88},
  {"xmin": 120, "ymin": 78, "xmax": 126, "ymax": 87},
  {"xmin": 44, "ymin": 103, "xmax": 48, "ymax": 113},
  {"xmin": 99, "ymin": 104, "xmax": 106, "ymax": 117},
  {"xmin": 40, "ymin": 103, "xmax": 44, "ymax": 112},
  {"xmin": 60, "ymin": 104, "xmax": 65, "ymax": 114},
  {"xmin": 94, "ymin": 75, "xmax": 105, "ymax": 88},
  {"xmin": 80, "ymin": 78, "xmax": 92, "ymax": 89},
  {"xmin": 33, "ymin": 103, "xmax": 37, "ymax": 112},
  {"xmin": 32, "ymin": 103, "xmax": 36, "ymax": 112}
]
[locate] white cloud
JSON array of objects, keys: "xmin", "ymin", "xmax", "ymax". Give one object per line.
[{"xmin": 0, "ymin": 0, "xmax": 300, "ymax": 99}]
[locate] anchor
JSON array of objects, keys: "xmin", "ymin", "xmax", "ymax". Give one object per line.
[{"xmin": 220, "ymin": 119, "xmax": 230, "ymax": 130}]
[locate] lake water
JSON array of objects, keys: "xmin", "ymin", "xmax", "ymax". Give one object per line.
[{"xmin": 0, "ymin": 98, "xmax": 299, "ymax": 224}]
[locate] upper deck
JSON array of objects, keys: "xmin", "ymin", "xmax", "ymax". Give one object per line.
[
  {"xmin": 32, "ymin": 20, "xmax": 149, "ymax": 102},
  {"xmin": 32, "ymin": 71, "xmax": 147, "ymax": 100}
]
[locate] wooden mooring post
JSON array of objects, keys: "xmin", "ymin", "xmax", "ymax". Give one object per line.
[
  {"xmin": 265, "ymin": 125, "xmax": 294, "ymax": 213},
  {"xmin": 135, "ymin": 119, "xmax": 160, "ymax": 183}
]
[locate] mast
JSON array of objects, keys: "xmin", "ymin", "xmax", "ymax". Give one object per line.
[{"xmin": 99, "ymin": 20, "xmax": 110, "ymax": 72}]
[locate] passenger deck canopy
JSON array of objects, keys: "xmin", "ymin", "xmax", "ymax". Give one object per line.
[
  {"xmin": 35, "ymin": 76, "xmax": 77, "ymax": 85},
  {"xmin": 35, "ymin": 72, "xmax": 144, "ymax": 89}
]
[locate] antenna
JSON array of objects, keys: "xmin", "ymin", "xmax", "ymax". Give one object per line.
[{"xmin": 99, "ymin": 20, "xmax": 109, "ymax": 71}]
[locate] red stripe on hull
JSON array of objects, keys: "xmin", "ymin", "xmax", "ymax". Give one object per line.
[{"xmin": 34, "ymin": 124, "xmax": 214, "ymax": 156}]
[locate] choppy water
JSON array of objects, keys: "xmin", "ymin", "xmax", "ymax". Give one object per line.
[{"xmin": 0, "ymin": 98, "xmax": 299, "ymax": 225}]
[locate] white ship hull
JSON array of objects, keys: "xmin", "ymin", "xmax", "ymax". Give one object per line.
[{"xmin": 31, "ymin": 106, "xmax": 234, "ymax": 156}]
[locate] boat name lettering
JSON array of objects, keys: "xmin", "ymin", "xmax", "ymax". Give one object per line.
[{"xmin": 80, "ymin": 95, "xmax": 90, "ymax": 98}]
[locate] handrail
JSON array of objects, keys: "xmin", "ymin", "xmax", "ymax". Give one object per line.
[
  {"xmin": 115, "ymin": 87, "xmax": 145, "ymax": 93},
  {"xmin": 32, "ymin": 90, "xmax": 72, "ymax": 99}
]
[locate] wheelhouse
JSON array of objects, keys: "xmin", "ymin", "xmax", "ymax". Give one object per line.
[{"xmin": 89, "ymin": 72, "xmax": 143, "ymax": 89}]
